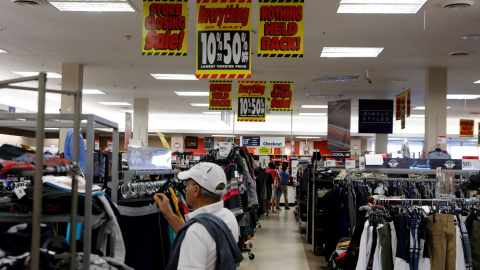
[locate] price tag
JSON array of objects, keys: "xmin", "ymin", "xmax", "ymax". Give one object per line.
[{"xmin": 14, "ymin": 186, "xmax": 26, "ymax": 199}]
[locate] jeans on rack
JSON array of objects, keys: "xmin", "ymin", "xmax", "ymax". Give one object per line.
[{"xmin": 425, "ymin": 214, "xmax": 456, "ymax": 270}]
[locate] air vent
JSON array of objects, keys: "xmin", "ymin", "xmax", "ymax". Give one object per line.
[
  {"xmin": 469, "ymin": 112, "xmax": 480, "ymax": 115},
  {"xmin": 11, "ymin": 0, "xmax": 42, "ymax": 6},
  {"xmin": 306, "ymin": 93, "xmax": 344, "ymax": 98},
  {"xmin": 449, "ymin": 51, "xmax": 471, "ymax": 56},
  {"xmin": 311, "ymin": 76, "xmax": 358, "ymax": 82},
  {"xmin": 441, "ymin": 0, "xmax": 474, "ymax": 9}
]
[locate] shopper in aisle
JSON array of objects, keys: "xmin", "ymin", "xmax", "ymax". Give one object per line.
[
  {"xmin": 153, "ymin": 162, "xmax": 243, "ymax": 270},
  {"xmin": 278, "ymin": 165, "xmax": 291, "ymax": 210},
  {"xmin": 266, "ymin": 162, "xmax": 282, "ymax": 212}
]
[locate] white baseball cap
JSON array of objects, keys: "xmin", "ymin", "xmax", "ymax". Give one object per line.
[{"xmin": 177, "ymin": 162, "xmax": 226, "ymax": 194}]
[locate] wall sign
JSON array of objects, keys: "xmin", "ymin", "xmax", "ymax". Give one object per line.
[
  {"xmin": 142, "ymin": 0, "xmax": 188, "ymax": 56},
  {"xmin": 241, "ymin": 136, "xmax": 260, "ymax": 147},
  {"xmin": 185, "ymin": 136, "xmax": 198, "ymax": 149},
  {"xmin": 358, "ymin": 99, "xmax": 393, "ymax": 134},
  {"xmin": 258, "ymin": 146, "xmax": 271, "ymax": 155},
  {"xmin": 260, "ymin": 137, "xmax": 285, "ymax": 148},
  {"xmin": 269, "ymin": 81, "xmax": 293, "ymax": 111},
  {"xmin": 258, "ymin": 0, "xmax": 304, "ymax": 57},
  {"xmin": 209, "ymin": 80, "xmax": 232, "ymax": 110},
  {"xmin": 237, "ymin": 81, "xmax": 266, "ymax": 122},
  {"xmin": 331, "ymin": 151, "xmax": 351, "ymax": 158},
  {"xmin": 218, "ymin": 142, "xmax": 232, "ymax": 156},
  {"xmin": 204, "ymin": 137, "xmax": 214, "ymax": 149},
  {"xmin": 196, "ymin": 0, "xmax": 251, "ymax": 79},
  {"xmin": 460, "ymin": 119, "xmax": 474, "ymax": 137}
]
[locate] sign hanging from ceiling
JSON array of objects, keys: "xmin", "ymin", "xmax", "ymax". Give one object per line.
[
  {"xmin": 241, "ymin": 136, "xmax": 260, "ymax": 147},
  {"xmin": 196, "ymin": 0, "xmax": 252, "ymax": 79},
  {"xmin": 142, "ymin": 0, "xmax": 188, "ymax": 56},
  {"xmin": 258, "ymin": 0, "xmax": 304, "ymax": 57},
  {"xmin": 237, "ymin": 81, "xmax": 266, "ymax": 122},
  {"xmin": 209, "ymin": 81, "xmax": 232, "ymax": 110},
  {"xmin": 460, "ymin": 119, "xmax": 474, "ymax": 137},
  {"xmin": 269, "ymin": 81, "xmax": 293, "ymax": 111},
  {"xmin": 395, "ymin": 92, "xmax": 404, "ymax": 121},
  {"xmin": 260, "ymin": 137, "xmax": 285, "ymax": 148},
  {"xmin": 358, "ymin": 99, "xmax": 393, "ymax": 134}
]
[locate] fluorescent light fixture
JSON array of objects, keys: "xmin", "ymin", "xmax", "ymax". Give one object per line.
[
  {"xmin": 0, "ymin": 49, "xmax": 8, "ymax": 53},
  {"xmin": 175, "ymin": 92, "xmax": 209, "ymax": 97},
  {"xmin": 203, "ymin": 111, "xmax": 221, "ymax": 115},
  {"xmin": 311, "ymin": 75, "xmax": 358, "ymax": 82},
  {"xmin": 410, "ymin": 115, "xmax": 424, "ymax": 118},
  {"xmin": 121, "ymin": 110, "xmax": 134, "ymax": 113},
  {"xmin": 337, "ymin": 0, "xmax": 427, "ymax": 14},
  {"xmin": 413, "ymin": 106, "xmax": 451, "ymax": 110},
  {"xmin": 301, "ymin": 105, "xmax": 328, "ymax": 109},
  {"xmin": 98, "ymin": 102, "xmax": 131, "ymax": 106},
  {"xmin": 212, "ymin": 134, "xmax": 236, "ymax": 137},
  {"xmin": 320, "ymin": 47, "xmax": 384, "ymax": 58},
  {"xmin": 463, "ymin": 35, "xmax": 480, "ymax": 40},
  {"xmin": 190, "ymin": 103, "xmax": 209, "ymax": 107},
  {"xmin": 83, "ymin": 89, "xmax": 105, "ymax": 95},
  {"xmin": 299, "ymin": 113, "xmax": 327, "ymax": 116},
  {"xmin": 296, "ymin": 136, "xmax": 320, "ymax": 139},
  {"xmin": 151, "ymin": 74, "xmax": 198, "ymax": 80},
  {"xmin": 447, "ymin": 94, "xmax": 480, "ymax": 100},
  {"xmin": 306, "ymin": 93, "xmax": 344, "ymax": 98},
  {"xmin": 45, "ymin": 128, "xmax": 59, "ymax": 130},
  {"xmin": 12, "ymin": 71, "xmax": 62, "ymax": 79},
  {"xmin": 474, "ymin": 80, "xmax": 480, "ymax": 84},
  {"xmin": 48, "ymin": 1, "xmax": 135, "ymax": 12}
]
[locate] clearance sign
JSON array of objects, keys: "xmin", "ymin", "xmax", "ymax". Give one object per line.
[
  {"xmin": 196, "ymin": 0, "xmax": 252, "ymax": 79},
  {"xmin": 209, "ymin": 81, "xmax": 232, "ymax": 110},
  {"xmin": 237, "ymin": 81, "xmax": 266, "ymax": 122},
  {"xmin": 142, "ymin": 0, "xmax": 188, "ymax": 56},
  {"xmin": 258, "ymin": 0, "xmax": 304, "ymax": 57},
  {"xmin": 270, "ymin": 81, "xmax": 293, "ymax": 111},
  {"xmin": 460, "ymin": 119, "xmax": 474, "ymax": 137}
]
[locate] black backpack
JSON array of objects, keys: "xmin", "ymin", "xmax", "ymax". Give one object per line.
[{"xmin": 266, "ymin": 172, "xmax": 274, "ymax": 186}]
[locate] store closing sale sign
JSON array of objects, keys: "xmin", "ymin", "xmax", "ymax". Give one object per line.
[
  {"xmin": 209, "ymin": 81, "xmax": 232, "ymax": 110},
  {"xmin": 142, "ymin": 0, "xmax": 188, "ymax": 56},
  {"xmin": 460, "ymin": 119, "xmax": 474, "ymax": 137},
  {"xmin": 258, "ymin": 0, "xmax": 304, "ymax": 57},
  {"xmin": 237, "ymin": 81, "xmax": 266, "ymax": 122},
  {"xmin": 270, "ymin": 81, "xmax": 293, "ymax": 111},
  {"xmin": 196, "ymin": 0, "xmax": 251, "ymax": 79}
]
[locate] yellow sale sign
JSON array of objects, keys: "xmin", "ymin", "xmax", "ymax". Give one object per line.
[
  {"xmin": 258, "ymin": 147, "xmax": 271, "ymax": 155},
  {"xmin": 209, "ymin": 81, "xmax": 232, "ymax": 110},
  {"xmin": 270, "ymin": 81, "xmax": 293, "ymax": 111},
  {"xmin": 237, "ymin": 81, "xmax": 266, "ymax": 122}
]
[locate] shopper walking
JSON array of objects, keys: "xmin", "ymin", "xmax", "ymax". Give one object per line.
[
  {"xmin": 153, "ymin": 162, "xmax": 243, "ymax": 270},
  {"xmin": 266, "ymin": 162, "xmax": 282, "ymax": 212},
  {"xmin": 278, "ymin": 165, "xmax": 291, "ymax": 210}
]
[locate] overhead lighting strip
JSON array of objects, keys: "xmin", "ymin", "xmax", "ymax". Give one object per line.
[
  {"xmin": 337, "ymin": 0, "xmax": 427, "ymax": 14},
  {"xmin": 311, "ymin": 75, "xmax": 358, "ymax": 82},
  {"xmin": 321, "ymin": 47, "xmax": 384, "ymax": 58},
  {"xmin": 48, "ymin": 0, "xmax": 136, "ymax": 12}
]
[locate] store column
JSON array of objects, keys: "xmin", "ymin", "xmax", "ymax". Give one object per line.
[
  {"xmin": 171, "ymin": 134, "xmax": 184, "ymax": 152},
  {"xmin": 59, "ymin": 63, "xmax": 83, "ymax": 152},
  {"xmin": 425, "ymin": 67, "xmax": 447, "ymax": 154},
  {"xmin": 375, "ymin": 134, "xmax": 388, "ymax": 154},
  {"xmin": 133, "ymin": 98, "xmax": 149, "ymax": 146}
]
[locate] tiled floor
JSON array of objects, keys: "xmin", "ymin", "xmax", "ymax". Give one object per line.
[{"xmin": 238, "ymin": 208, "xmax": 324, "ymax": 270}]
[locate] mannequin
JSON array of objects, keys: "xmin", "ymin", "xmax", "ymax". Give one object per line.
[{"xmin": 401, "ymin": 139, "xmax": 410, "ymax": 158}]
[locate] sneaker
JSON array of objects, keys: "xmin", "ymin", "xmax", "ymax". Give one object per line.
[
  {"xmin": 285, "ymin": 207, "xmax": 291, "ymax": 210},
  {"xmin": 276, "ymin": 207, "xmax": 281, "ymax": 211}
]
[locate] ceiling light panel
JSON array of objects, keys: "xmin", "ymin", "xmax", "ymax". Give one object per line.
[
  {"xmin": 447, "ymin": 94, "xmax": 480, "ymax": 100},
  {"xmin": 98, "ymin": 102, "xmax": 131, "ymax": 106},
  {"xmin": 190, "ymin": 103, "xmax": 209, "ymax": 107},
  {"xmin": 0, "ymin": 49, "xmax": 8, "ymax": 53},
  {"xmin": 320, "ymin": 47, "xmax": 384, "ymax": 58},
  {"xmin": 203, "ymin": 111, "xmax": 221, "ymax": 115},
  {"xmin": 83, "ymin": 89, "xmax": 105, "ymax": 95},
  {"xmin": 175, "ymin": 92, "xmax": 209, "ymax": 97},
  {"xmin": 12, "ymin": 71, "xmax": 62, "ymax": 78},
  {"xmin": 474, "ymin": 80, "xmax": 480, "ymax": 84},
  {"xmin": 296, "ymin": 136, "xmax": 320, "ymax": 139},
  {"xmin": 301, "ymin": 105, "xmax": 328, "ymax": 109},
  {"xmin": 151, "ymin": 74, "xmax": 198, "ymax": 80},
  {"xmin": 413, "ymin": 106, "xmax": 451, "ymax": 110},
  {"xmin": 48, "ymin": 1, "xmax": 135, "ymax": 12},
  {"xmin": 311, "ymin": 75, "xmax": 358, "ymax": 82},
  {"xmin": 337, "ymin": 0, "xmax": 427, "ymax": 14},
  {"xmin": 299, "ymin": 113, "xmax": 327, "ymax": 116}
]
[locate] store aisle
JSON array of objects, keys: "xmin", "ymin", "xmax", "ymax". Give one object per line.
[{"xmin": 238, "ymin": 209, "xmax": 311, "ymax": 270}]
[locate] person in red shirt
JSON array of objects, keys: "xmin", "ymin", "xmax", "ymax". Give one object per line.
[{"xmin": 266, "ymin": 162, "xmax": 282, "ymax": 213}]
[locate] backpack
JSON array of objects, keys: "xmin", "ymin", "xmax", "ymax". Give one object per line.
[{"xmin": 266, "ymin": 172, "xmax": 274, "ymax": 186}]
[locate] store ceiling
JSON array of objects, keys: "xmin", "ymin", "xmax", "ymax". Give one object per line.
[{"xmin": 0, "ymin": 0, "xmax": 479, "ymax": 136}]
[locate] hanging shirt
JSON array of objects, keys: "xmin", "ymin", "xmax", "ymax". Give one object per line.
[{"xmin": 64, "ymin": 128, "xmax": 86, "ymax": 174}]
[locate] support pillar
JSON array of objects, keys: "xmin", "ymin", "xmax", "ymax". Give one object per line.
[
  {"xmin": 133, "ymin": 98, "xmax": 149, "ymax": 146},
  {"xmin": 59, "ymin": 63, "xmax": 83, "ymax": 153},
  {"xmin": 375, "ymin": 134, "xmax": 388, "ymax": 154},
  {"xmin": 425, "ymin": 67, "xmax": 448, "ymax": 153}
]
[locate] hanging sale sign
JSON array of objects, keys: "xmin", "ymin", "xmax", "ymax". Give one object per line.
[
  {"xmin": 269, "ymin": 81, "xmax": 293, "ymax": 111},
  {"xmin": 258, "ymin": 0, "xmax": 304, "ymax": 57},
  {"xmin": 142, "ymin": 0, "xmax": 188, "ymax": 56},
  {"xmin": 460, "ymin": 119, "xmax": 474, "ymax": 137},
  {"xmin": 237, "ymin": 81, "xmax": 266, "ymax": 122},
  {"xmin": 395, "ymin": 92, "xmax": 404, "ymax": 121},
  {"xmin": 196, "ymin": 0, "xmax": 251, "ymax": 79},
  {"xmin": 406, "ymin": 89, "xmax": 411, "ymax": 117},
  {"xmin": 209, "ymin": 81, "xmax": 232, "ymax": 110}
]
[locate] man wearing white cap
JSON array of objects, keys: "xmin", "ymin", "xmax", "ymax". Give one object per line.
[{"xmin": 153, "ymin": 162, "xmax": 242, "ymax": 270}]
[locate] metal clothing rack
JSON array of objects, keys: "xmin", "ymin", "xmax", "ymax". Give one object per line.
[{"xmin": 0, "ymin": 73, "xmax": 119, "ymax": 270}]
